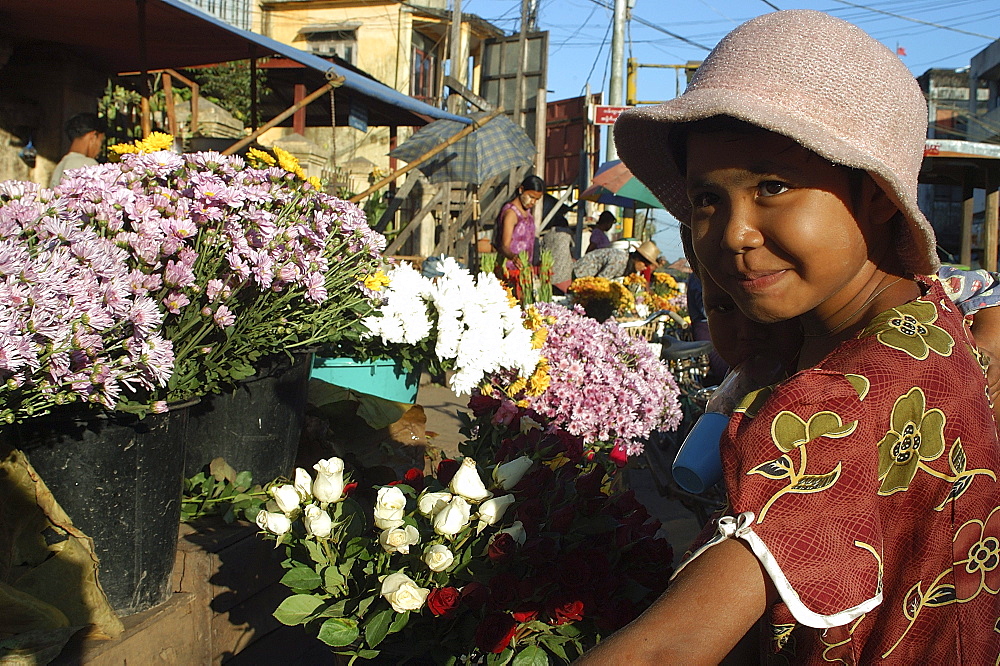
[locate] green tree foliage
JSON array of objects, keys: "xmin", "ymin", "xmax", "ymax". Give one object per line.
[{"xmin": 185, "ymin": 61, "xmax": 271, "ymax": 125}]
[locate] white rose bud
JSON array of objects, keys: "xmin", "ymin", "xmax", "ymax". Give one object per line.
[
  {"xmin": 433, "ymin": 496, "xmax": 471, "ymax": 537},
  {"xmin": 271, "ymin": 484, "xmax": 301, "ymax": 514},
  {"xmin": 476, "ymin": 494, "xmax": 515, "ymax": 533},
  {"xmin": 418, "ymin": 491, "xmax": 452, "ymax": 518},
  {"xmin": 423, "ymin": 544, "xmax": 455, "ymax": 572},
  {"xmin": 374, "ymin": 486, "xmax": 408, "ymax": 530},
  {"xmin": 293, "ymin": 467, "xmax": 313, "ymax": 501},
  {"xmin": 379, "ymin": 525, "xmax": 420, "ymax": 554},
  {"xmin": 313, "ymin": 457, "xmax": 346, "ymax": 504},
  {"xmin": 255, "ymin": 510, "xmax": 291, "ymax": 536},
  {"xmin": 380, "ymin": 572, "xmax": 430, "ymax": 613},
  {"xmin": 449, "ymin": 458, "xmax": 491, "ymax": 502},
  {"xmin": 493, "ymin": 520, "xmax": 527, "ymax": 546},
  {"xmin": 303, "ymin": 504, "xmax": 333, "ymax": 539},
  {"xmin": 493, "ymin": 456, "xmax": 534, "ymax": 491}
]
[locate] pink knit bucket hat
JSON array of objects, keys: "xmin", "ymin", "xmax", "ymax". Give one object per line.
[{"xmin": 614, "ymin": 10, "xmax": 938, "ymax": 275}]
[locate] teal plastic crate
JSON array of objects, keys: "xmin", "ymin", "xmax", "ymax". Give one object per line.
[{"xmin": 310, "ymin": 357, "xmax": 419, "ymax": 404}]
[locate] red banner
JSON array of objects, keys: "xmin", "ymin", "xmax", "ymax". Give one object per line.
[{"xmin": 594, "ymin": 105, "xmax": 630, "ymax": 125}]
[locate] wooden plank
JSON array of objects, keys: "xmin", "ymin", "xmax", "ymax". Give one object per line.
[
  {"xmin": 374, "ymin": 171, "xmax": 423, "ymax": 233},
  {"xmin": 385, "ymin": 187, "xmax": 446, "ymax": 255}
]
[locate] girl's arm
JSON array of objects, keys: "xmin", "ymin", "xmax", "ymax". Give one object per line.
[
  {"xmin": 578, "ymin": 538, "xmax": 775, "ymax": 665},
  {"xmin": 499, "ymin": 207, "xmax": 518, "ymax": 260}
]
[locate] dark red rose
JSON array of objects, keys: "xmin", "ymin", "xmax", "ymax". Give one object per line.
[
  {"xmin": 460, "ymin": 582, "xmax": 489, "ymax": 609},
  {"xmin": 513, "ymin": 466, "xmax": 554, "ymax": 496},
  {"xmin": 488, "ymin": 532, "xmax": 517, "ymax": 563},
  {"xmin": 558, "ymin": 549, "xmax": 610, "ymax": 590},
  {"xmin": 341, "ymin": 482, "xmax": 358, "ymax": 497},
  {"xmin": 548, "ymin": 505, "xmax": 576, "ymax": 533},
  {"xmin": 609, "ymin": 489, "xmax": 643, "ymax": 518},
  {"xmin": 437, "ymin": 459, "xmax": 460, "ymax": 486},
  {"xmin": 514, "ymin": 497, "xmax": 545, "ymax": 532},
  {"xmin": 475, "ymin": 612, "xmax": 518, "ymax": 654},
  {"xmin": 594, "ymin": 598, "xmax": 640, "ymax": 632},
  {"xmin": 521, "ymin": 536, "xmax": 560, "ymax": 568},
  {"xmin": 550, "ymin": 428, "xmax": 584, "ymax": 461},
  {"xmin": 575, "ymin": 467, "xmax": 606, "ymax": 499},
  {"xmin": 427, "ymin": 586, "xmax": 461, "ymax": 617},
  {"xmin": 546, "ymin": 594, "xmax": 585, "ymax": 625},
  {"xmin": 469, "ymin": 391, "xmax": 500, "ymax": 418},
  {"xmin": 609, "ymin": 442, "xmax": 628, "ymax": 467},
  {"xmin": 488, "ymin": 572, "xmax": 520, "ymax": 608}
]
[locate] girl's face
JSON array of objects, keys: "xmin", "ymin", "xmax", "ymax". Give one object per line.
[
  {"xmin": 686, "ymin": 129, "xmax": 889, "ymax": 327},
  {"xmin": 519, "ymin": 190, "xmax": 542, "ymax": 208}
]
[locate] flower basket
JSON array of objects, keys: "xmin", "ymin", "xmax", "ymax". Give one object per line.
[
  {"xmin": 310, "ymin": 357, "xmax": 420, "ymax": 404},
  {"xmin": 13, "ymin": 402, "xmax": 195, "ymax": 615},
  {"xmin": 183, "ymin": 352, "xmax": 312, "ymax": 481}
]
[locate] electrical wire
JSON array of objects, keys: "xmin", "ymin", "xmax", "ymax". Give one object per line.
[
  {"xmin": 827, "ymin": 0, "xmax": 998, "ymax": 40},
  {"xmin": 581, "ymin": 8, "xmax": 613, "ymax": 95},
  {"xmin": 582, "ymin": 0, "xmax": 713, "ymax": 51}
]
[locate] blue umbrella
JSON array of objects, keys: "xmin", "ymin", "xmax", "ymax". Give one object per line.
[{"xmin": 389, "ymin": 111, "xmax": 536, "ymax": 185}]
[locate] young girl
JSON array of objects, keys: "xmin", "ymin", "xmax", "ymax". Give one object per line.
[
  {"xmin": 496, "ymin": 174, "xmax": 544, "ymax": 269},
  {"xmin": 582, "ymin": 10, "xmax": 1000, "ymax": 664}
]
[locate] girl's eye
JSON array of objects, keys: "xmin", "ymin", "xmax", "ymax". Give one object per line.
[
  {"xmin": 690, "ymin": 191, "xmax": 718, "ymax": 208},
  {"xmin": 758, "ymin": 181, "xmax": 789, "ymax": 197}
]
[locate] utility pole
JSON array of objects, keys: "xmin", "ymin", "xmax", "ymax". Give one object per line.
[
  {"xmin": 447, "ymin": 0, "xmax": 463, "ymax": 114},
  {"xmin": 606, "ymin": 0, "xmax": 627, "ymax": 162}
]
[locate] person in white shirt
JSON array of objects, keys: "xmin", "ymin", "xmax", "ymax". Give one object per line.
[{"xmin": 50, "ymin": 113, "xmax": 105, "ymax": 187}]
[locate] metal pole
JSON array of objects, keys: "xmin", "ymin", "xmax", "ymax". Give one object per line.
[
  {"xmin": 606, "ymin": 0, "xmax": 627, "ymax": 162},
  {"xmin": 513, "ymin": 0, "xmax": 530, "ymax": 129}
]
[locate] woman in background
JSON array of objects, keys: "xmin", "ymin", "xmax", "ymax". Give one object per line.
[{"xmin": 496, "ymin": 174, "xmax": 545, "ymax": 269}]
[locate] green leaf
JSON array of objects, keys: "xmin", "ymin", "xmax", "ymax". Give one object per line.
[
  {"xmin": 317, "ymin": 617, "xmax": 360, "ymax": 647},
  {"xmin": 364, "ymin": 608, "xmax": 394, "ymax": 648},
  {"xmin": 304, "ymin": 539, "xmax": 327, "ymax": 564},
  {"xmin": 324, "ymin": 564, "xmax": 346, "ymax": 591},
  {"xmin": 318, "ymin": 599, "xmax": 348, "ymax": 617},
  {"xmin": 273, "ymin": 594, "xmax": 324, "ymax": 626},
  {"xmin": 280, "ymin": 567, "xmax": 322, "ymax": 591},
  {"xmin": 513, "ymin": 645, "xmax": 549, "ymax": 666},
  {"xmin": 539, "ymin": 635, "xmax": 570, "ymax": 663},
  {"xmin": 357, "ymin": 595, "xmax": 375, "ymax": 618},
  {"xmin": 388, "ymin": 609, "xmax": 410, "ymax": 634},
  {"xmin": 235, "ymin": 470, "xmax": 254, "ymax": 488}
]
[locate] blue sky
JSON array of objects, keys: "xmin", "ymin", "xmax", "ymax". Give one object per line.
[{"xmin": 461, "ymin": 0, "xmax": 1000, "ymax": 261}]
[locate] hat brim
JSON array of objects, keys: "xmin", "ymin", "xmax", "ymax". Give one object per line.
[{"xmin": 615, "ymin": 89, "xmax": 939, "ymax": 275}]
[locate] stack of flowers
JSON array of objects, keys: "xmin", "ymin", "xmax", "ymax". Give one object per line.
[
  {"xmin": 49, "ymin": 141, "xmax": 385, "ymax": 407},
  {"xmin": 568, "ymin": 276, "xmax": 635, "ymax": 318},
  {"xmin": 255, "ymin": 436, "xmax": 673, "ymax": 662},
  {"xmin": 486, "ymin": 302, "xmax": 682, "ymax": 458},
  {"xmin": 357, "ymin": 257, "xmax": 543, "ymax": 395},
  {"xmin": 648, "ymin": 272, "xmax": 685, "ymax": 314},
  {"xmin": 0, "ymin": 182, "xmax": 172, "ymax": 424}
]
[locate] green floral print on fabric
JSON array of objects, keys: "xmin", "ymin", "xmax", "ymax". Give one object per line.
[
  {"xmin": 863, "ymin": 300, "xmax": 954, "ymax": 360},
  {"xmin": 876, "ymin": 387, "xmax": 946, "ymax": 496}
]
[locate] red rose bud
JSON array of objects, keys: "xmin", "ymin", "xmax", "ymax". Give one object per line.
[
  {"xmin": 403, "ymin": 467, "xmax": 426, "ymax": 492},
  {"xmin": 437, "ymin": 459, "xmax": 460, "ymax": 486},
  {"xmin": 609, "ymin": 442, "xmax": 628, "ymax": 467},
  {"xmin": 427, "ymin": 587, "xmax": 462, "ymax": 617},
  {"xmin": 512, "ymin": 608, "xmax": 539, "ymax": 623},
  {"xmin": 342, "ymin": 482, "xmax": 358, "ymax": 497},
  {"xmin": 475, "ymin": 612, "xmax": 518, "ymax": 654},
  {"xmin": 488, "ymin": 533, "xmax": 517, "ymax": 563}
]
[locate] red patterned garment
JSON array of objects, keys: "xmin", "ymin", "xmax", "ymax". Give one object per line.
[{"xmin": 679, "ymin": 277, "xmax": 1000, "ymax": 663}]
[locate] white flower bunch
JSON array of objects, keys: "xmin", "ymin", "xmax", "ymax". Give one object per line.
[{"xmin": 362, "ymin": 258, "xmax": 541, "ymax": 395}]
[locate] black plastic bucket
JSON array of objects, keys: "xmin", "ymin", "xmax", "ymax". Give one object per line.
[
  {"xmin": 16, "ymin": 405, "xmax": 190, "ymax": 616},
  {"xmin": 183, "ymin": 353, "xmax": 310, "ymax": 484}
]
